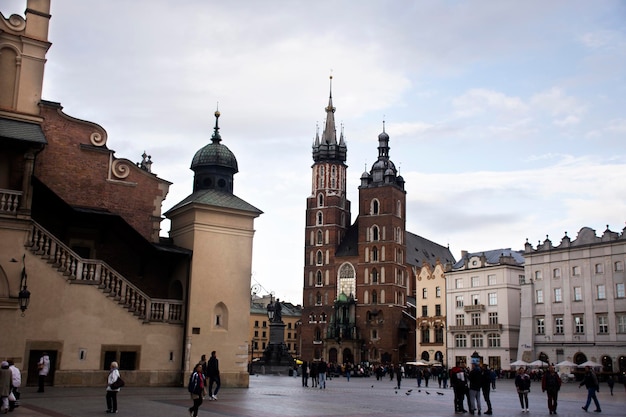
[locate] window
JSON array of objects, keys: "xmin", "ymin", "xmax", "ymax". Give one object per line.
[
  {"xmin": 371, "ymin": 247, "xmax": 378, "ymax": 262},
  {"xmin": 422, "ymin": 306, "xmax": 428, "ymax": 317},
  {"xmin": 254, "ymin": 320, "xmax": 259, "ymax": 327},
  {"xmin": 372, "ymin": 268, "xmax": 378, "ymax": 283},
  {"xmin": 455, "ymin": 278, "xmax": 463, "ymax": 289},
  {"xmin": 553, "ymin": 268, "xmax": 561, "ymax": 279},
  {"xmin": 488, "ymin": 292, "xmax": 497, "ymax": 306},
  {"xmin": 372, "ymin": 290, "xmax": 378, "ymax": 304},
  {"xmin": 554, "ymin": 288, "xmax": 562, "ymax": 303},
  {"xmin": 435, "ymin": 304, "xmax": 441, "ymax": 316},
  {"xmin": 471, "ymin": 312, "xmax": 481, "ymax": 326},
  {"xmin": 536, "ymin": 289, "xmax": 544, "ymax": 303},
  {"xmin": 456, "ymin": 314, "xmax": 465, "ymax": 326},
  {"xmin": 597, "ymin": 284, "xmax": 606, "ymax": 300},
  {"xmin": 456, "ymin": 295, "xmax": 464, "ymax": 308},
  {"xmin": 372, "ymin": 199, "xmax": 379, "ymax": 215},
  {"xmin": 471, "ymin": 334, "xmax": 483, "ymax": 348},
  {"xmin": 617, "ymin": 283, "xmax": 625, "ymax": 298},
  {"xmin": 615, "ymin": 261, "xmax": 624, "ymax": 272},
  {"xmin": 534, "ymin": 270, "xmax": 542, "ymax": 280},
  {"xmin": 488, "ymin": 312, "xmax": 498, "ymax": 325},
  {"xmin": 595, "ymin": 263, "xmax": 604, "ymax": 274},
  {"xmin": 488, "ymin": 333, "xmax": 501, "ymax": 347},
  {"xmin": 555, "ymin": 316, "xmax": 564, "ymax": 334},
  {"xmin": 597, "ymin": 315, "xmax": 608, "ymax": 334},
  {"xmin": 421, "ymin": 327, "xmax": 431, "ymax": 343},
  {"xmin": 471, "ymin": 276, "xmax": 479, "ymax": 287},
  {"xmin": 488, "ymin": 274, "xmax": 496, "ymax": 286},
  {"xmin": 436, "ymin": 286, "xmax": 441, "ymax": 298},
  {"xmin": 317, "ymin": 230, "xmax": 323, "ymax": 245},
  {"xmin": 422, "ymin": 288, "xmax": 428, "ymax": 299},
  {"xmin": 536, "ymin": 317, "xmax": 545, "ymax": 335},
  {"xmin": 471, "ymin": 294, "xmax": 480, "ymax": 305},
  {"xmin": 316, "ymin": 211, "xmax": 323, "ymax": 225},
  {"xmin": 574, "ymin": 315, "xmax": 584, "ymax": 334},
  {"xmin": 618, "ymin": 314, "xmax": 626, "ymax": 333},
  {"xmin": 316, "ymin": 271, "xmax": 323, "ymax": 286},
  {"xmin": 574, "ymin": 286, "xmax": 582, "ymax": 301},
  {"xmin": 455, "ymin": 334, "xmax": 467, "ymax": 348},
  {"xmin": 572, "ymin": 266, "xmax": 581, "ymax": 276},
  {"xmin": 316, "ymin": 250, "xmax": 323, "ymax": 265},
  {"xmin": 435, "ymin": 327, "xmax": 444, "ymax": 343},
  {"xmin": 318, "ymin": 193, "xmax": 324, "ymax": 207}
]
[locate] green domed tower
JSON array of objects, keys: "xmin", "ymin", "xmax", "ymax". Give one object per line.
[{"xmin": 191, "ymin": 110, "xmax": 239, "ymax": 193}]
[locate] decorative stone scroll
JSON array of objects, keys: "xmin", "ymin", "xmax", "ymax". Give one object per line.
[
  {"xmin": 111, "ymin": 160, "xmax": 130, "ymax": 179},
  {"xmin": 90, "ymin": 132, "xmax": 106, "ymax": 147}
]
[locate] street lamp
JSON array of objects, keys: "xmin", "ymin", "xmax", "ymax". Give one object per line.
[{"xmin": 17, "ymin": 254, "xmax": 30, "ymax": 316}]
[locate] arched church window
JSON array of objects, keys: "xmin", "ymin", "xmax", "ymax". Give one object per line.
[
  {"xmin": 317, "ymin": 211, "xmax": 323, "ymax": 225},
  {"xmin": 331, "ymin": 166, "xmax": 337, "ymax": 188},
  {"xmin": 372, "ymin": 268, "xmax": 378, "ymax": 283},
  {"xmin": 372, "ymin": 290, "xmax": 378, "ymax": 304},
  {"xmin": 372, "ymin": 199, "xmax": 380, "ymax": 215},
  {"xmin": 316, "ymin": 250, "xmax": 323, "ymax": 265},
  {"xmin": 338, "ymin": 263, "xmax": 356, "ymax": 298},
  {"xmin": 318, "ymin": 193, "xmax": 324, "ymax": 207},
  {"xmin": 372, "ymin": 225, "xmax": 379, "ymax": 241},
  {"xmin": 316, "ymin": 270, "xmax": 323, "ymax": 286},
  {"xmin": 397, "ymin": 200, "xmax": 402, "ymax": 217},
  {"xmin": 316, "ymin": 292, "xmax": 322, "ymax": 305},
  {"xmin": 317, "ymin": 230, "xmax": 323, "ymax": 245},
  {"xmin": 372, "ymin": 247, "xmax": 378, "ymax": 262},
  {"xmin": 318, "ymin": 166, "xmax": 325, "ymax": 188}
]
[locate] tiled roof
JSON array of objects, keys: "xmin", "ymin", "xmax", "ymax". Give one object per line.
[
  {"xmin": 452, "ymin": 248, "xmax": 524, "ymax": 269},
  {"xmin": 405, "ymin": 231, "xmax": 456, "ymax": 268},
  {"xmin": 0, "ymin": 117, "xmax": 47, "ymax": 144},
  {"xmin": 165, "ymin": 189, "xmax": 262, "ymax": 215}
]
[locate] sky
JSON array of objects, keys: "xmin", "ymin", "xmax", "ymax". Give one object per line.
[{"xmin": 4, "ymin": 0, "xmax": 626, "ymax": 304}]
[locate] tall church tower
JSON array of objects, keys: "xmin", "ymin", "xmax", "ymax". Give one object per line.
[
  {"xmin": 356, "ymin": 123, "xmax": 409, "ymax": 364},
  {"xmin": 302, "ymin": 77, "xmax": 351, "ymax": 360}
]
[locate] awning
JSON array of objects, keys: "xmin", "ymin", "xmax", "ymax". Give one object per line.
[{"xmin": 0, "ymin": 117, "xmax": 47, "ymax": 144}]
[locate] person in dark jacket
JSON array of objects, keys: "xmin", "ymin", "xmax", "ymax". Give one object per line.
[
  {"xmin": 468, "ymin": 363, "xmax": 482, "ymax": 415},
  {"xmin": 480, "ymin": 364, "xmax": 493, "ymax": 415},
  {"xmin": 450, "ymin": 364, "xmax": 468, "ymax": 414},
  {"xmin": 301, "ymin": 360, "xmax": 309, "ymax": 387},
  {"xmin": 579, "ymin": 366, "xmax": 601, "ymax": 412},
  {"xmin": 514, "ymin": 367, "xmax": 531, "ymax": 412},
  {"xmin": 541, "ymin": 365, "xmax": 562, "ymax": 414},
  {"xmin": 188, "ymin": 363, "xmax": 205, "ymax": 417},
  {"xmin": 206, "ymin": 351, "xmax": 220, "ymax": 400}
]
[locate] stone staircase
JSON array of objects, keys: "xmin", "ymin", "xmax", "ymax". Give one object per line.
[{"xmin": 26, "ymin": 220, "xmax": 184, "ymax": 324}]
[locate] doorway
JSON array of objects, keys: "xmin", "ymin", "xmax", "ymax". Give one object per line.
[{"xmin": 27, "ymin": 350, "xmax": 57, "ymax": 387}]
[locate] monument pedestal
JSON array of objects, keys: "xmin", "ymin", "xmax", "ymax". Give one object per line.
[{"xmin": 251, "ymin": 321, "xmax": 294, "ymax": 375}]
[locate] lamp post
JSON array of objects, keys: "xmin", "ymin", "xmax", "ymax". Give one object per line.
[{"xmin": 17, "ymin": 254, "xmax": 30, "ymax": 316}]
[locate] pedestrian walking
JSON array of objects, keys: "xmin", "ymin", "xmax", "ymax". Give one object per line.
[
  {"xmin": 105, "ymin": 361, "xmax": 121, "ymax": 414},
  {"xmin": 395, "ymin": 364, "xmax": 402, "ymax": 389},
  {"xmin": 541, "ymin": 365, "xmax": 562, "ymax": 415},
  {"xmin": 607, "ymin": 375, "xmax": 614, "ymax": 396},
  {"xmin": 579, "ymin": 366, "xmax": 601, "ymax": 413},
  {"xmin": 301, "ymin": 360, "xmax": 309, "ymax": 387},
  {"xmin": 0, "ymin": 361, "xmax": 11, "ymax": 414},
  {"xmin": 187, "ymin": 363, "xmax": 205, "ymax": 417},
  {"xmin": 468, "ymin": 363, "xmax": 482, "ymax": 415},
  {"xmin": 318, "ymin": 358, "xmax": 328, "ymax": 389},
  {"xmin": 450, "ymin": 364, "xmax": 468, "ymax": 414},
  {"xmin": 7, "ymin": 360, "xmax": 21, "ymax": 411},
  {"xmin": 515, "ymin": 367, "xmax": 531, "ymax": 412},
  {"xmin": 37, "ymin": 352, "xmax": 50, "ymax": 393},
  {"xmin": 206, "ymin": 351, "xmax": 220, "ymax": 400},
  {"xmin": 480, "ymin": 364, "xmax": 493, "ymax": 415}
]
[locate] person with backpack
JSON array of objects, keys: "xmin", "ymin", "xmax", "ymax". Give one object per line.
[
  {"xmin": 579, "ymin": 366, "xmax": 601, "ymax": 413},
  {"xmin": 105, "ymin": 361, "xmax": 122, "ymax": 414},
  {"xmin": 188, "ymin": 363, "xmax": 206, "ymax": 417},
  {"xmin": 541, "ymin": 365, "xmax": 562, "ymax": 414}
]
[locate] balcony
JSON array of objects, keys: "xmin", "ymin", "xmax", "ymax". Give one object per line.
[
  {"xmin": 0, "ymin": 189, "xmax": 22, "ymax": 215},
  {"xmin": 464, "ymin": 303, "xmax": 485, "ymax": 312},
  {"xmin": 448, "ymin": 323, "xmax": 502, "ymax": 332}
]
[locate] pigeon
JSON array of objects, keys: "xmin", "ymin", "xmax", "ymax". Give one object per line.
[
  {"xmin": 408, "ymin": 389, "xmax": 413, "ymax": 393},
  {"xmin": 426, "ymin": 391, "xmax": 431, "ymax": 395},
  {"xmin": 437, "ymin": 392, "xmax": 444, "ymax": 396},
  {"xmin": 395, "ymin": 391, "xmax": 398, "ymax": 394},
  {"xmin": 371, "ymin": 385, "xmax": 374, "ymax": 388},
  {"xmin": 405, "ymin": 392, "xmax": 411, "ymax": 396},
  {"xmin": 418, "ymin": 390, "xmax": 421, "ymax": 393}
]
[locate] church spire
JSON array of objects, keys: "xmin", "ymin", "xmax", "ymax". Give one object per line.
[
  {"xmin": 321, "ymin": 75, "xmax": 337, "ymax": 145},
  {"xmin": 312, "ymin": 75, "xmax": 347, "ymax": 163}
]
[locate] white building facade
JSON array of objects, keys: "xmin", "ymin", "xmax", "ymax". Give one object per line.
[
  {"xmin": 446, "ymin": 249, "xmax": 524, "ymax": 370},
  {"xmin": 518, "ymin": 227, "xmax": 626, "ymax": 374}
]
